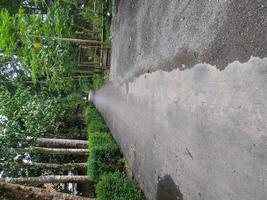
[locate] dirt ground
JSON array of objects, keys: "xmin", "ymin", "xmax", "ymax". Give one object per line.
[{"xmin": 111, "ymin": 0, "xmax": 267, "ymax": 83}]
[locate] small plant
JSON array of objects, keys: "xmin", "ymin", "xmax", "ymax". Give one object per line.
[
  {"xmin": 85, "ymin": 98, "xmax": 143, "ymax": 199},
  {"xmin": 96, "ymin": 172, "xmax": 144, "ymax": 200},
  {"xmin": 89, "ymin": 132, "xmax": 115, "ymax": 147},
  {"xmin": 87, "ymin": 143, "xmax": 123, "ymax": 181},
  {"xmin": 85, "ymin": 105, "xmax": 102, "ymax": 124},
  {"xmin": 88, "ymin": 119, "xmax": 108, "ymax": 134},
  {"xmin": 92, "ymin": 74, "xmax": 104, "ymax": 90}
]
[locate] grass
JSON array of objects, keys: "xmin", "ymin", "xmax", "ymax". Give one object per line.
[
  {"xmin": 92, "ymin": 74, "xmax": 105, "ymax": 90},
  {"xmin": 85, "ymin": 105, "xmax": 124, "ymax": 182},
  {"xmin": 85, "ymin": 103, "xmax": 144, "ymax": 199},
  {"xmin": 87, "ymin": 143, "xmax": 124, "ymax": 181},
  {"xmin": 95, "ymin": 172, "xmax": 145, "ymax": 200}
]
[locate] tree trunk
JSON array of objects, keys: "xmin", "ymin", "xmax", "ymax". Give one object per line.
[
  {"xmin": 0, "ymin": 162, "xmax": 87, "ymax": 170},
  {"xmin": 1, "ymin": 176, "xmax": 92, "ymax": 184},
  {"xmin": 16, "ymin": 147, "xmax": 88, "ymax": 155},
  {"xmin": 29, "ymin": 34, "xmax": 103, "ymax": 45},
  {"xmin": 35, "ymin": 138, "xmax": 88, "ymax": 148},
  {"xmin": 0, "ymin": 181, "xmax": 94, "ymax": 200}
]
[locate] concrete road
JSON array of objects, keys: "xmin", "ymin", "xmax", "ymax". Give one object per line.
[
  {"xmin": 92, "ymin": 0, "xmax": 267, "ymax": 199},
  {"xmin": 93, "ymin": 58, "xmax": 267, "ymax": 200},
  {"xmin": 111, "ymin": 0, "xmax": 267, "ymax": 83}
]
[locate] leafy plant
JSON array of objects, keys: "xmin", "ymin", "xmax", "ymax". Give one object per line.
[
  {"xmin": 96, "ymin": 172, "xmax": 144, "ymax": 200},
  {"xmin": 92, "ymin": 74, "xmax": 104, "ymax": 90},
  {"xmin": 87, "ymin": 143, "xmax": 123, "ymax": 181},
  {"xmin": 0, "ymin": 83, "xmax": 84, "ymax": 155},
  {"xmin": 85, "ymin": 104, "xmax": 123, "ymax": 181},
  {"xmin": 0, "ymin": 1, "xmax": 80, "ymax": 91}
]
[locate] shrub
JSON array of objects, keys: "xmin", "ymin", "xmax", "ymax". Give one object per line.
[
  {"xmin": 85, "ymin": 105, "xmax": 103, "ymax": 125},
  {"xmin": 87, "ymin": 143, "xmax": 123, "ymax": 181},
  {"xmin": 96, "ymin": 172, "xmax": 144, "ymax": 200},
  {"xmin": 89, "ymin": 132, "xmax": 114, "ymax": 147},
  {"xmin": 85, "ymin": 104, "xmax": 123, "ymax": 182},
  {"xmin": 88, "ymin": 120, "xmax": 108, "ymax": 134},
  {"xmin": 85, "ymin": 105, "xmax": 108, "ymax": 135},
  {"xmin": 92, "ymin": 74, "xmax": 104, "ymax": 90}
]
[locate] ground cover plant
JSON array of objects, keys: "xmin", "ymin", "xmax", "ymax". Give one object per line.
[
  {"xmin": 85, "ymin": 101, "xmax": 144, "ymax": 199},
  {"xmin": 86, "ymin": 105, "xmax": 123, "ymax": 181},
  {"xmin": 96, "ymin": 172, "xmax": 144, "ymax": 200}
]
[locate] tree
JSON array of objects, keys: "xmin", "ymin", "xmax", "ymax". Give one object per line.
[
  {"xmin": 0, "ymin": 83, "xmax": 85, "ymax": 146},
  {"xmin": 0, "ymin": 85, "xmax": 68, "ymax": 149},
  {"xmin": 34, "ymin": 138, "xmax": 88, "ymax": 148},
  {"xmin": 0, "ymin": 2, "xmax": 75, "ymax": 90},
  {"xmin": 0, "ymin": 162, "xmax": 87, "ymax": 171},
  {"xmin": 0, "ymin": 181, "xmax": 94, "ymax": 200},
  {"xmin": 16, "ymin": 147, "xmax": 88, "ymax": 155},
  {"xmin": 1, "ymin": 175, "xmax": 91, "ymax": 184},
  {"xmin": 0, "ymin": 0, "xmax": 103, "ymax": 91},
  {"xmin": 0, "ymin": 83, "xmax": 86, "ymax": 179}
]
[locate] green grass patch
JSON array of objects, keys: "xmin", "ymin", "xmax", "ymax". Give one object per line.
[
  {"xmin": 86, "ymin": 105, "xmax": 123, "ymax": 182},
  {"xmin": 88, "ymin": 120, "xmax": 108, "ymax": 134},
  {"xmin": 85, "ymin": 97, "xmax": 143, "ymax": 199},
  {"xmin": 85, "ymin": 104, "xmax": 103, "ymax": 124},
  {"xmin": 92, "ymin": 74, "xmax": 105, "ymax": 90},
  {"xmin": 96, "ymin": 172, "xmax": 145, "ymax": 200},
  {"xmin": 85, "ymin": 104, "xmax": 108, "ymax": 134},
  {"xmin": 89, "ymin": 131, "xmax": 114, "ymax": 146}
]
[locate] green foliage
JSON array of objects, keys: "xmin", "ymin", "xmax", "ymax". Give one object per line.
[
  {"xmin": 103, "ymin": 0, "xmax": 113, "ymax": 47},
  {"xmin": 92, "ymin": 74, "xmax": 104, "ymax": 90},
  {"xmin": 83, "ymin": 0, "xmax": 105, "ymax": 40},
  {"xmin": 0, "ymin": 197, "xmax": 11, "ymax": 200},
  {"xmin": 89, "ymin": 132, "xmax": 114, "ymax": 147},
  {"xmin": 96, "ymin": 172, "xmax": 144, "ymax": 200},
  {"xmin": 0, "ymin": 9, "xmax": 16, "ymax": 57},
  {"xmin": 88, "ymin": 143, "xmax": 123, "ymax": 181},
  {"xmin": 85, "ymin": 104, "xmax": 103, "ymax": 125},
  {"xmin": 88, "ymin": 120, "xmax": 108, "ymax": 134},
  {"xmin": 0, "ymin": 0, "xmax": 22, "ymax": 14},
  {"xmin": 83, "ymin": 8, "xmax": 95, "ymax": 27},
  {"xmin": 86, "ymin": 104, "xmax": 108, "ymax": 135},
  {"xmin": 0, "ymin": 85, "xmax": 65, "ymax": 146},
  {"xmin": 0, "ymin": 1, "xmax": 80, "ymax": 91},
  {"xmin": 0, "ymin": 0, "xmax": 112, "ymax": 92},
  {"xmin": 0, "ymin": 83, "xmax": 87, "ymax": 178},
  {"xmin": 86, "ymin": 105, "xmax": 123, "ymax": 181},
  {"xmin": 0, "ymin": 84, "xmax": 84, "ymax": 156}
]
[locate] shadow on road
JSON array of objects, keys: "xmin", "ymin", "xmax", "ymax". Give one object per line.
[{"xmin": 156, "ymin": 175, "xmax": 183, "ymax": 200}]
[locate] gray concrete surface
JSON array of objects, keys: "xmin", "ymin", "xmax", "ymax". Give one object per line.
[
  {"xmin": 93, "ymin": 57, "xmax": 267, "ymax": 200},
  {"xmin": 93, "ymin": 0, "xmax": 267, "ymax": 199},
  {"xmin": 111, "ymin": 0, "xmax": 267, "ymax": 83}
]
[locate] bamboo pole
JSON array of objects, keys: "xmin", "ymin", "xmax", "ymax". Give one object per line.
[
  {"xmin": 1, "ymin": 176, "xmax": 92, "ymax": 184},
  {"xmin": 35, "ymin": 138, "xmax": 88, "ymax": 148},
  {"xmin": 29, "ymin": 34, "xmax": 103, "ymax": 45},
  {"xmin": 0, "ymin": 162, "xmax": 87, "ymax": 171},
  {"xmin": 16, "ymin": 147, "xmax": 88, "ymax": 155},
  {"xmin": 0, "ymin": 181, "xmax": 94, "ymax": 200}
]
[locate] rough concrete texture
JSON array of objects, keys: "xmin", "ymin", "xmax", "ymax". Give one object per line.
[
  {"xmin": 93, "ymin": 57, "xmax": 267, "ymax": 200},
  {"xmin": 111, "ymin": 0, "xmax": 267, "ymax": 83},
  {"xmin": 96, "ymin": 0, "xmax": 267, "ymax": 199}
]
